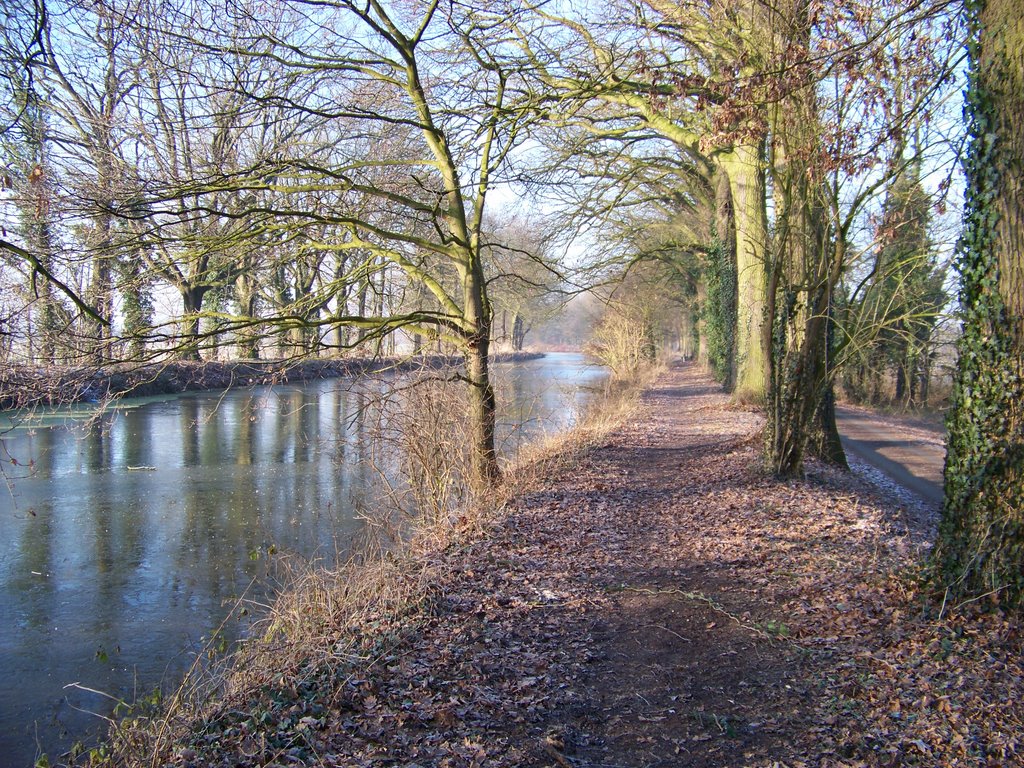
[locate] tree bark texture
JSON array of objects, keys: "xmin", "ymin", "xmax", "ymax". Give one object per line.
[
  {"xmin": 936, "ymin": 0, "xmax": 1024, "ymax": 609},
  {"xmin": 179, "ymin": 286, "xmax": 207, "ymax": 361},
  {"xmin": 763, "ymin": 0, "xmax": 847, "ymax": 476},
  {"xmin": 718, "ymin": 144, "xmax": 768, "ymax": 403}
]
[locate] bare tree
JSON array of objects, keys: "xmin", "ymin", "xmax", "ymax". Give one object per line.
[
  {"xmin": 512, "ymin": 0, "xmax": 962, "ymax": 475},
  {"xmin": 110, "ymin": 0, "xmax": 549, "ymax": 482},
  {"xmin": 1, "ymin": 0, "xmax": 110, "ymax": 355}
]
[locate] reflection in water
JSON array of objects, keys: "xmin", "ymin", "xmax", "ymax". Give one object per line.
[{"xmin": 0, "ymin": 353, "xmax": 604, "ymax": 765}]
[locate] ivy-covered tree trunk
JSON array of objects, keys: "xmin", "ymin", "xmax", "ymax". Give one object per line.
[
  {"xmin": 808, "ymin": 307, "xmax": 847, "ymax": 467},
  {"xmin": 696, "ymin": 281, "xmax": 711, "ymax": 368},
  {"xmin": 30, "ymin": 220, "xmax": 60, "ymax": 365},
  {"xmin": 116, "ymin": 254, "xmax": 152, "ymax": 360},
  {"xmin": 88, "ymin": 177, "xmax": 114, "ymax": 364},
  {"xmin": 935, "ymin": 0, "xmax": 1024, "ymax": 609},
  {"xmin": 763, "ymin": 0, "xmax": 846, "ymax": 477},
  {"xmin": 702, "ymin": 169, "xmax": 737, "ymax": 387}
]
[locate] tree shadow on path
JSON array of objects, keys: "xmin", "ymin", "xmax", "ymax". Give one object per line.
[{"xmin": 527, "ymin": 362, "xmax": 923, "ymax": 767}]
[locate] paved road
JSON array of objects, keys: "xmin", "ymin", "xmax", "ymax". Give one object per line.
[{"xmin": 835, "ymin": 405, "xmax": 946, "ymax": 507}]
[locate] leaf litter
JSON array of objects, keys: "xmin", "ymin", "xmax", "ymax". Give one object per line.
[{"xmin": 162, "ymin": 363, "xmax": 1022, "ymax": 767}]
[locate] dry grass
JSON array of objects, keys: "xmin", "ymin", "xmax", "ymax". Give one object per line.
[
  {"xmin": 497, "ymin": 363, "xmax": 662, "ymax": 498},
  {"xmin": 83, "ymin": 361, "xmax": 656, "ymax": 768}
]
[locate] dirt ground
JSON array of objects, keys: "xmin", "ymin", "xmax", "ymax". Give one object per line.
[{"xmin": 172, "ymin": 362, "xmax": 1022, "ymax": 768}]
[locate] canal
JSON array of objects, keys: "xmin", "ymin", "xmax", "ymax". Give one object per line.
[{"xmin": 0, "ymin": 353, "xmax": 605, "ymax": 765}]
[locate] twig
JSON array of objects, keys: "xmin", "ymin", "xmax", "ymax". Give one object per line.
[
  {"xmin": 616, "ymin": 586, "xmax": 774, "ymax": 640},
  {"xmin": 651, "ymin": 624, "xmax": 691, "ymax": 643}
]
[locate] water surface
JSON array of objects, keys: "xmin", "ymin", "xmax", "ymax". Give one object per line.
[{"xmin": 0, "ymin": 353, "xmax": 605, "ymax": 765}]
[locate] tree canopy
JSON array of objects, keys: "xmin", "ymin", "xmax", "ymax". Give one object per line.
[{"xmin": 0, "ymin": 0, "xmax": 975, "ymax": 499}]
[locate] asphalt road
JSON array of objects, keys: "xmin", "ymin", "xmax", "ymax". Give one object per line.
[{"xmin": 835, "ymin": 405, "xmax": 946, "ymax": 507}]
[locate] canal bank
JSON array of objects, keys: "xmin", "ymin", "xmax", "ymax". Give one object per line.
[
  {"xmin": 2, "ymin": 353, "xmax": 604, "ymax": 766},
  {"xmin": 96, "ymin": 362, "xmax": 1023, "ymax": 768},
  {"xmin": 0, "ymin": 353, "xmax": 545, "ymax": 412}
]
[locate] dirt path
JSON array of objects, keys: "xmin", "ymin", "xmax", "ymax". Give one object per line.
[{"xmin": 179, "ymin": 362, "xmax": 1022, "ymax": 768}]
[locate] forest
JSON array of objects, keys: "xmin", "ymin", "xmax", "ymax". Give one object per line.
[{"xmin": 1, "ymin": 0, "xmax": 1023, "ymax": 764}]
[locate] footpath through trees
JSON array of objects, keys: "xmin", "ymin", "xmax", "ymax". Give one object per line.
[{"xmin": 169, "ymin": 362, "xmax": 1021, "ymax": 768}]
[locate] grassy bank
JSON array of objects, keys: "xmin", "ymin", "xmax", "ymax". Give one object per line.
[
  {"xmin": 72, "ymin": 364, "xmax": 657, "ymax": 768},
  {"xmin": 0, "ymin": 353, "xmax": 544, "ymax": 412}
]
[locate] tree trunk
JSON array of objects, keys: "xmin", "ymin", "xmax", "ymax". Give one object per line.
[
  {"xmin": 272, "ymin": 266, "xmax": 291, "ymax": 358},
  {"xmin": 32, "ymin": 221, "xmax": 60, "ymax": 365},
  {"xmin": 117, "ymin": 254, "xmax": 151, "ymax": 360},
  {"xmin": 895, "ymin": 361, "xmax": 907, "ymax": 404},
  {"xmin": 179, "ymin": 286, "xmax": 207, "ymax": 361},
  {"xmin": 919, "ymin": 355, "xmax": 933, "ymax": 407},
  {"xmin": 679, "ymin": 309, "xmax": 696, "ymax": 360},
  {"xmin": 88, "ymin": 204, "xmax": 113, "ymax": 364},
  {"xmin": 718, "ymin": 143, "xmax": 768, "ymax": 403},
  {"xmin": 696, "ymin": 280, "xmax": 710, "ymax": 369},
  {"xmin": 512, "ymin": 312, "xmax": 526, "ymax": 351},
  {"xmin": 465, "ymin": 332, "xmax": 499, "ymax": 486},
  {"xmin": 356, "ymin": 280, "xmax": 369, "ymax": 343},
  {"xmin": 770, "ymin": 291, "xmax": 832, "ymax": 475},
  {"xmin": 701, "ymin": 170, "xmax": 737, "ymax": 385},
  {"xmin": 809, "ymin": 380, "xmax": 848, "ymax": 467},
  {"xmin": 935, "ymin": 0, "xmax": 1024, "ymax": 609},
  {"xmin": 763, "ymin": 0, "xmax": 847, "ymax": 476},
  {"xmin": 765, "ymin": 28, "xmax": 826, "ymax": 475},
  {"xmin": 235, "ymin": 273, "xmax": 261, "ymax": 360},
  {"xmin": 808, "ymin": 305, "xmax": 848, "ymax": 468},
  {"xmin": 462, "ymin": 249, "xmax": 499, "ymax": 484}
]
